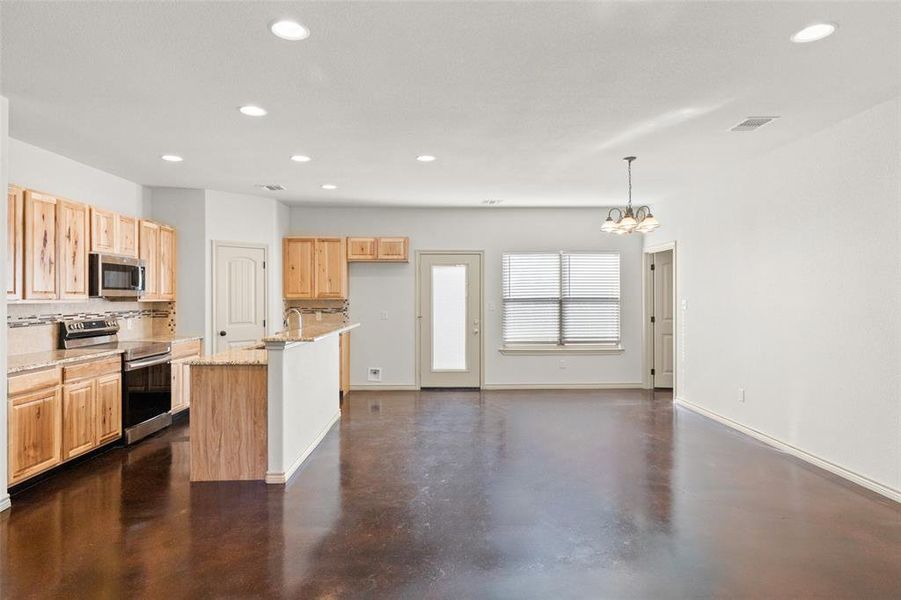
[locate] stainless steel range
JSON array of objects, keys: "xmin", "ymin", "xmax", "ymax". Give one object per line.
[{"xmin": 60, "ymin": 319, "xmax": 173, "ymax": 444}]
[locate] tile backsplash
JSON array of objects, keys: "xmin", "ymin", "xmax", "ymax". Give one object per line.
[{"xmin": 7, "ymin": 299, "xmax": 175, "ymax": 354}]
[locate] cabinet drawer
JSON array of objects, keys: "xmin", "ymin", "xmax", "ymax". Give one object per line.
[
  {"xmin": 63, "ymin": 356, "xmax": 121, "ymax": 383},
  {"xmin": 9, "ymin": 367, "xmax": 62, "ymax": 397},
  {"xmin": 171, "ymin": 340, "xmax": 202, "ymax": 360}
]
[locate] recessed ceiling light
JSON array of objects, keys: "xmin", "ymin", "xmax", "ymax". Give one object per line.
[
  {"xmin": 270, "ymin": 19, "xmax": 310, "ymax": 41},
  {"xmin": 790, "ymin": 22, "xmax": 837, "ymax": 43},
  {"xmin": 416, "ymin": 155, "xmax": 437, "ymax": 162},
  {"xmin": 321, "ymin": 184, "xmax": 338, "ymax": 190},
  {"xmin": 239, "ymin": 105, "xmax": 267, "ymax": 117},
  {"xmin": 290, "ymin": 155, "xmax": 312, "ymax": 163},
  {"xmin": 160, "ymin": 154, "xmax": 183, "ymax": 162}
]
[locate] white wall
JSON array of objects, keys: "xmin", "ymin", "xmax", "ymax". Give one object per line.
[
  {"xmin": 1, "ymin": 97, "xmax": 10, "ymax": 511},
  {"xmin": 8, "ymin": 138, "xmax": 146, "ymax": 216},
  {"xmin": 645, "ymin": 97, "xmax": 901, "ymax": 496},
  {"xmin": 150, "ymin": 188, "xmax": 207, "ymax": 342},
  {"xmin": 205, "ymin": 190, "xmax": 289, "ymax": 343},
  {"xmin": 288, "ymin": 207, "xmax": 645, "ymax": 388}
]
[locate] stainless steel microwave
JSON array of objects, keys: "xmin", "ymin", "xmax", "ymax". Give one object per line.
[{"xmin": 89, "ymin": 253, "xmax": 145, "ymax": 298}]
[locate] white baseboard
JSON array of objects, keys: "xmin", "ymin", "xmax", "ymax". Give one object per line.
[
  {"xmin": 349, "ymin": 384, "xmax": 419, "ymax": 391},
  {"xmin": 265, "ymin": 410, "xmax": 341, "ymax": 485},
  {"xmin": 481, "ymin": 382, "xmax": 645, "ymax": 390},
  {"xmin": 0, "ymin": 494, "xmax": 10, "ymax": 513},
  {"xmin": 675, "ymin": 397, "xmax": 901, "ymax": 504}
]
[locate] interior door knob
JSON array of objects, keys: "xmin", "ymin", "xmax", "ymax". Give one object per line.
[{"xmin": 219, "ymin": 330, "xmax": 226, "ymax": 336}]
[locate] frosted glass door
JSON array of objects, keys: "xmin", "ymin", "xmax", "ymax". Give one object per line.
[
  {"xmin": 419, "ymin": 253, "xmax": 482, "ymax": 388},
  {"xmin": 431, "ymin": 265, "xmax": 468, "ymax": 370}
]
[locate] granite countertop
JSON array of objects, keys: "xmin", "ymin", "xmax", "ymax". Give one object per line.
[
  {"xmin": 187, "ymin": 346, "xmax": 268, "ymax": 367},
  {"xmin": 8, "ymin": 348, "xmax": 124, "ymax": 375},
  {"xmin": 262, "ymin": 322, "xmax": 360, "ymax": 344}
]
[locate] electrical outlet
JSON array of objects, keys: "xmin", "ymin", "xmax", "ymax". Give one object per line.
[
  {"xmin": 380, "ymin": 311, "xmax": 389, "ymax": 320},
  {"xmin": 738, "ymin": 388, "xmax": 746, "ymax": 403},
  {"xmin": 126, "ymin": 318, "xmax": 133, "ymax": 330},
  {"xmin": 368, "ymin": 367, "xmax": 382, "ymax": 382},
  {"xmin": 488, "ymin": 302, "xmax": 496, "ymax": 312},
  {"xmin": 559, "ymin": 359, "xmax": 567, "ymax": 370},
  {"xmin": 315, "ymin": 311, "xmax": 322, "ymax": 321}
]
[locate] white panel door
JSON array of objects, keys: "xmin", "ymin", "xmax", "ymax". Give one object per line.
[
  {"xmin": 214, "ymin": 243, "xmax": 267, "ymax": 353},
  {"xmin": 653, "ymin": 250, "xmax": 674, "ymax": 388},
  {"xmin": 419, "ymin": 253, "xmax": 482, "ymax": 388}
]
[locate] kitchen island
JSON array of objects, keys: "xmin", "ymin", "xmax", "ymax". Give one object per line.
[{"xmin": 187, "ymin": 322, "xmax": 359, "ymax": 484}]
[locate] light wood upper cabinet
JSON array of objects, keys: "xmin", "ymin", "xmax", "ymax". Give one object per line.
[
  {"xmin": 377, "ymin": 237, "xmax": 409, "ymax": 261},
  {"xmin": 346, "ymin": 236, "xmax": 409, "ymax": 262},
  {"xmin": 57, "ymin": 199, "xmax": 89, "ymax": 300},
  {"xmin": 23, "ymin": 190, "xmax": 58, "ymax": 299},
  {"xmin": 95, "ymin": 373, "xmax": 122, "ymax": 445},
  {"xmin": 314, "ymin": 238, "xmax": 348, "ymax": 299},
  {"xmin": 347, "ymin": 237, "xmax": 378, "ymax": 261},
  {"xmin": 139, "ymin": 220, "xmax": 160, "ymax": 300},
  {"xmin": 90, "ymin": 207, "xmax": 118, "ymax": 254},
  {"xmin": 8, "ymin": 385, "xmax": 62, "ymax": 485},
  {"xmin": 62, "ymin": 380, "xmax": 95, "ymax": 460},
  {"xmin": 159, "ymin": 225, "xmax": 176, "ymax": 300},
  {"xmin": 7, "ymin": 186, "xmax": 24, "ymax": 300},
  {"xmin": 118, "ymin": 215, "xmax": 139, "ymax": 258},
  {"xmin": 283, "ymin": 237, "xmax": 315, "ymax": 299}
]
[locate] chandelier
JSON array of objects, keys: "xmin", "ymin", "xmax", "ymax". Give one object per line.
[{"xmin": 601, "ymin": 156, "xmax": 659, "ymax": 234}]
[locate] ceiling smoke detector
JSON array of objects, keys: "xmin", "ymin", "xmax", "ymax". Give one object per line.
[
  {"xmin": 258, "ymin": 184, "xmax": 286, "ymax": 191},
  {"xmin": 730, "ymin": 116, "xmax": 780, "ymax": 132}
]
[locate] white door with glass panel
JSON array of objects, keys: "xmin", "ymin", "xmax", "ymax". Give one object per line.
[
  {"xmin": 213, "ymin": 242, "xmax": 267, "ymax": 353},
  {"xmin": 419, "ymin": 253, "xmax": 482, "ymax": 388}
]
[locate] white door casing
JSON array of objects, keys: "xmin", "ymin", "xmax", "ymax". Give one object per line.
[
  {"xmin": 418, "ymin": 253, "xmax": 482, "ymax": 388},
  {"xmin": 213, "ymin": 242, "xmax": 267, "ymax": 353},
  {"xmin": 653, "ymin": 249, "xmax": 674, "ymax": 388}
]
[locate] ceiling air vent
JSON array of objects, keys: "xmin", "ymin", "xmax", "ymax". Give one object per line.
[
  {"xmin": 258, "ymin": 184, "xmax": 286, "ymax": 191},
  {"xmin": 482, "ymin": 199, "xmax": 503, "ymax": 206},
  {"xmin": 730, "ymin": 116, "xmax": 779, "ymax": 132}
]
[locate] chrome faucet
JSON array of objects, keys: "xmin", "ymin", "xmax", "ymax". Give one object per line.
[{"xmin": 283, "ymin": 307, "xmax": 303, "ymax": 331}]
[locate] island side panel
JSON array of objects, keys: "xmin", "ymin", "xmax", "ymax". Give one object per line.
[
  {"xmin": 266, "ymin": 335, "xmax": 342, "ymax": 484},
  {"xmin": 190, "ymin": 365, "xmax": 268, "ymax": 481}
]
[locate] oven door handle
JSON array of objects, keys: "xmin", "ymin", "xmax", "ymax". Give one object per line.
[{"xmin": 124, "ymin": 354, "xmax": 172, "ymax": 371}]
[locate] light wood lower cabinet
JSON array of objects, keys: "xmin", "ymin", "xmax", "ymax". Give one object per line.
[
  {"xmin": 339, "ymin": 331, "xmax": 350, "ymax": 396},
  {"xmin": 96, "ymin": 373, "xmax": 122, "ymax": 445},
  {"xmin": 9, "ymin": 358, "xmax": 122, "ymax": 486},
  {"xmin": 8, "ymin": 385, "xmax": 62, "ymax": 485},
  {"xmin": 62, "ymin": 380, "xmax": 96, "ymax": 460},
  {"xmin": 170, "ymin": 340, "xmax": 202, "ymax": 414}
]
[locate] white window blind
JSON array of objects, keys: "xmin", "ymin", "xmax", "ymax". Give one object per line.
[{"xmin": 502, "ymin": 252, "xmax": 620, "ymax": 345}]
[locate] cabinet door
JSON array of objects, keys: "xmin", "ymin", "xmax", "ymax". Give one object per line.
[
  {"xmin": 23, "ymin": 190, "xmax": 58, "ymax": 299},
  {"xmin": 159, "ymin": 225, "xmax": 176, "ymax": 300},
  {"xmin": 118, "ymin": 215, "xmax": 139, "ymax": 258},
  {"xmin": 314, "ymin": 237, "xmax": 347, "ymax": 299},
  {"xmin": 57, "ymin": 199, "xmax": 89, "ymax": 300},
  {"xmin": 7, "ymin": 186, "xmax": 24, "ymax": 300},
  {"xmin": 62, "ymin": 380, "xmax": 96, "ymax": 460},
  {"xmin": 96, "ymin": 373, "xmax": 122, "ymax": 445},
  {"xmin": 139, "ymin": 220, "xmax": 160, "ymax": 300},
  {"xmin": 90, "ymin": 207, "xmax": 118, "ymax": 254},
  {"xmin": 9, "ymin": 386, "xmax": 62, "ymax": 485},
  {"xmin": 283, "ymin": 238, "xmax": 315, "ymax": 299},
  {"xmin": 347, "ymin": 237, "xmax": 377, "ymax": 261},
  {"xmin": 377, "ymin": 237, "xmax": 409, "ymax": 261},
  {"xmin": 170, "ymin": 359, "xmax": 184, "ymax": 413},
  {"xmin": 339, "ymin": 332, "xmax": 350, "ymax": 395}
]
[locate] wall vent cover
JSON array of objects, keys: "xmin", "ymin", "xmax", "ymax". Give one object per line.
[
  {"xmin": 730, "ymin": 116, "xmax": 779, "ymax": 132},
  {"xmin": 258, "ymin": 184, "xmax": 286, "ymax": 191}
]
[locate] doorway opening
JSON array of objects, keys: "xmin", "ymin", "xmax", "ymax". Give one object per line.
[
  {"xmin": 416, "ymin": 251, "xmax": 483, "ymax": 389},
  {"xmin": 211, "ymin": 241, "xmax": 268, "ymax": 353},
  {"xmin": 644, "ymin": 243, "xmax": 676, "ymax": 391}
]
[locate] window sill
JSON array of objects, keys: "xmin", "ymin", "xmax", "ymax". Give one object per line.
[{"xmin": 498, "ymin": 344, "xmax": 624, "ymax": 356}]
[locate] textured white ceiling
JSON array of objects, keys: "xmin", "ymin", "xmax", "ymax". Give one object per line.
[{"xmin": 1, "ymin": 1, "xmax": 898, "ymax": 207}]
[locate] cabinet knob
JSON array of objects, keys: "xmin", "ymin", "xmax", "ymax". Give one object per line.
[{"xmin": 219, "ymin": 330, "xmax": 227, "ymax": 337}]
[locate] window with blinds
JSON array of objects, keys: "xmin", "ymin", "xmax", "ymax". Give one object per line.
[{"xmin": 502, "ymin": 252, "xmax": 621, "ymax": 346}]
